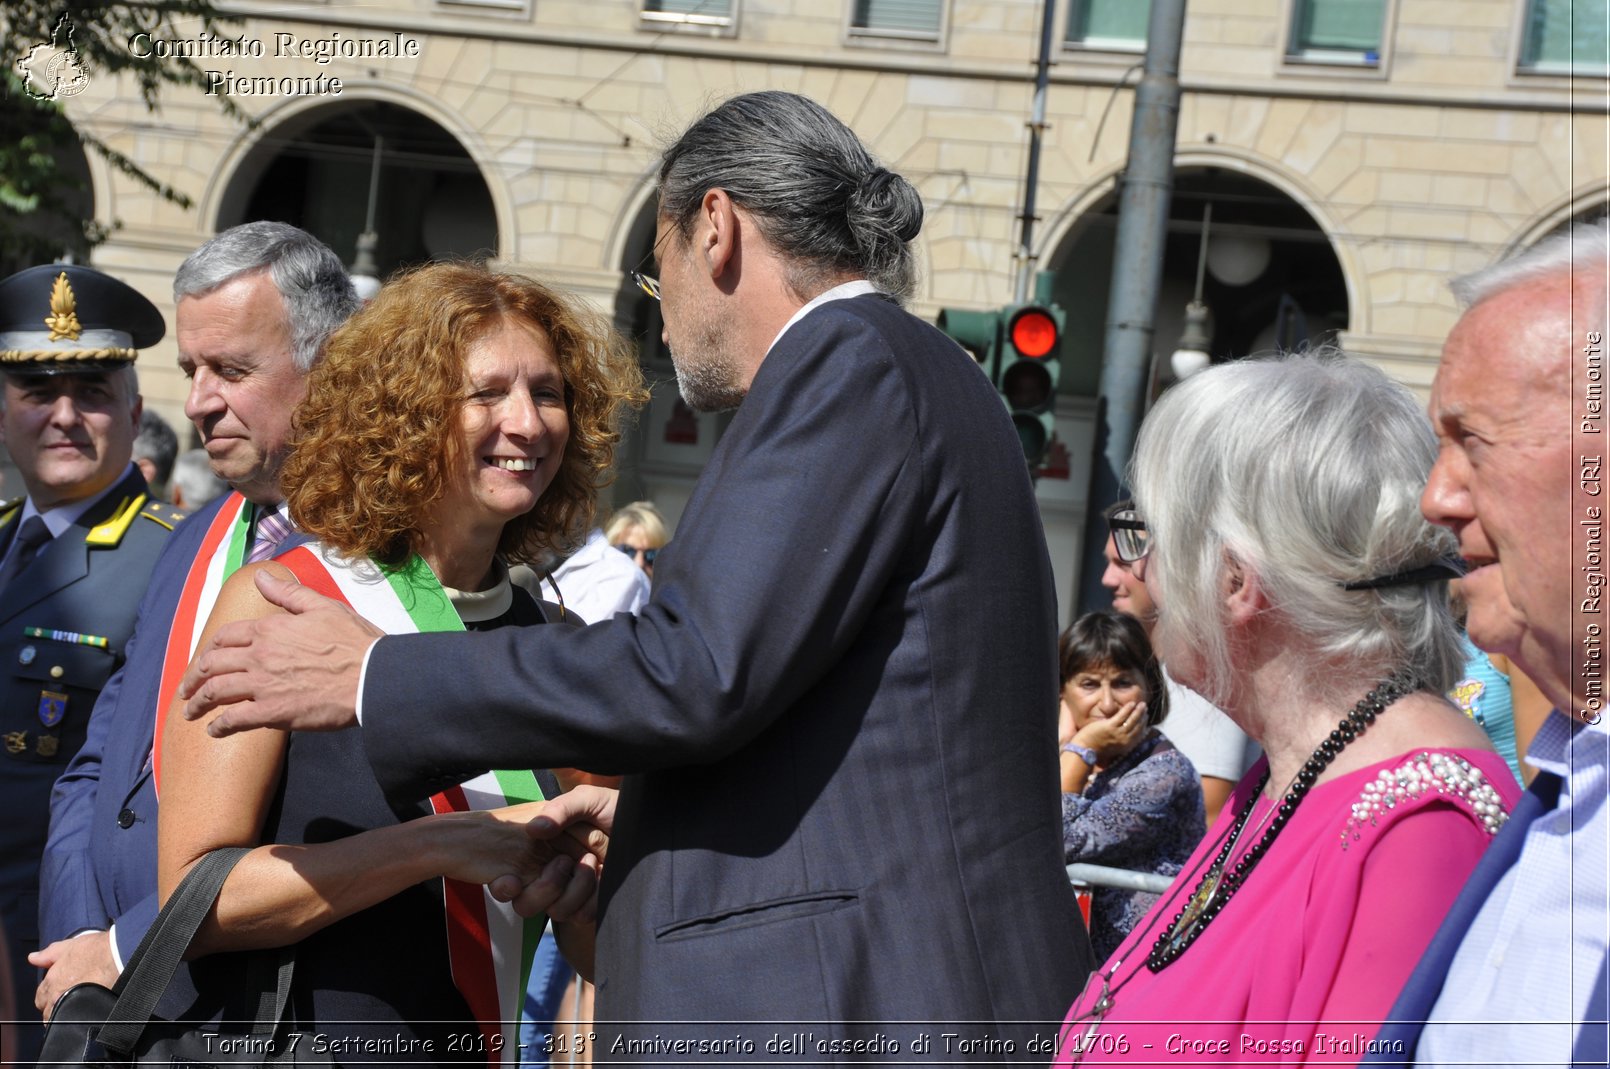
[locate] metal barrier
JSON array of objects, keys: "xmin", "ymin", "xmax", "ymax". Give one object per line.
[
  {"xmin": 1065, "ymin": 863, "xmax": 1172, "ymax": 894},
  {"xmin": 1066, "ymin": 864, "xmax": 1172, "ymax": 931}
]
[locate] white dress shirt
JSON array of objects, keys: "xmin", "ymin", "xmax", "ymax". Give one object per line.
[
  {"xmin": 1418, "ymin": 711, "xmax": 1609, "ymax": 1067},
  {"xmin": 550, "ymin": 528, "xmax": 650, "ymax": 624}
]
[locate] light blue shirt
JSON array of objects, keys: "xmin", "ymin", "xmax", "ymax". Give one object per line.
[{"xmin": 1418, "ymin": 710, "xmax": 1609, "ymax": 1067}]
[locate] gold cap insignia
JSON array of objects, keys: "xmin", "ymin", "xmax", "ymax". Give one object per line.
[{"xmin": 45, "ymin": 270, "xmax": 82, "ymax": 342}]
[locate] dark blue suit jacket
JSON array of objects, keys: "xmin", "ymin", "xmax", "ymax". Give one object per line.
[
  {"xmin": 39, "ymin": 492, "xmax": 236, "ymax": 962},
  {"xmin": 1366, "ymin": 770, "xmax": 1608, "ymax": 1067},
  {"xmin": 363, "ymin": 295, "xmax": 1092, "ymax": 1057}
]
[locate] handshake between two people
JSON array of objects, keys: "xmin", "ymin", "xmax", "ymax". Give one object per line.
[{"xmin": 441, "ymin": 782, "xmax": 617, "ymax": 925}]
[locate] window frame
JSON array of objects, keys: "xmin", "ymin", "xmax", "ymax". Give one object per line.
[
  {"xmin": 1062, "ymin": 0, "xmax": 1149, "ymax": 55},
  {"xmin": 639, "ymin": 0, "xmax": 738, "ymax": 35},
  {"xmin": 1280, "ymin": 0, "xmax": 1393, "ymax": 70},
  {"xmin": 844, "ymin": 0, "xmax": 950, "ymax": 49},
  {"xmin": 1277, "ymin": 0, "xmax": 1398, "ymax": 78},
  {"xmin": 1512, "ymin": 0, "xmax": 1610, "ymax": 77},
  {"xmin": 433, "ymin": 0, "xmax": 531, "ymax": 18}
]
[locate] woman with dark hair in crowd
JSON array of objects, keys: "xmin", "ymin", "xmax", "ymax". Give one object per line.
[
  {"xmin": 1058, "ymin": 610, "xmax": 1204, "ymax": 961},
  {"xmin": 1056, "ymin": 350, "xmax": 1520, "ymax": 1065},
  {"xmin": 157, "ymin": 262, "xmax": 643, "ymax": 1063}
]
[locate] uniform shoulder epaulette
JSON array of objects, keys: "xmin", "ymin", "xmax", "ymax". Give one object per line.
[
  {"xmin": 139, "ymin": 498, "xmax": 189, "ymax": 531},
  {"xmin": 85, "ymin": 493, "xmax": 149, "ymax": 548},
  {"xmin": 0, "ymin": 497, "xmax": 22, "ymax": 520}
]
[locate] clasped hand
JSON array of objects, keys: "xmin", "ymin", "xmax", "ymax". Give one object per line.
[{"xmin": 464, "ymin": 784, "xmax": 616, "ymax": 923}]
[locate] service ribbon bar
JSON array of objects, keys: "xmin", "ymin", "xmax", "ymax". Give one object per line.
[{"xmin": 23, "ymin": 626, "xmax": 110, "ymax": 649}]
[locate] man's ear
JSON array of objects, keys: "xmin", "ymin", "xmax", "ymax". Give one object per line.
[
  {"xmin": 1223, "ymin": 552, "xmax": 1267, "ymax": 627},
  {"xmin": 700, "ymin": 188, "xmax": 739, "ymax": 280}
]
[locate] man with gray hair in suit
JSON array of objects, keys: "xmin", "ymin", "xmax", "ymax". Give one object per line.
[
  {"xmin": 33, "ymin": 222, "xmax": 356, "ymax": 1019},
  {"xmin": 178, "ymin": 92, "xmax": 1091, "ymax": 1058}
]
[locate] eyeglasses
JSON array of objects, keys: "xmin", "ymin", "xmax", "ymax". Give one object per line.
[
  {"xmin": 616, "ymin": 544, "xmax": 659, "ymax": 566},
  {"xmin": 632, "ymin": 271, "xmax": 661, "ymax": 302},
  {"xmin": 630, "ymin": 227, "xmax": 674, "ymax": 303},
  {"xmin": 1108, "ymin": 508, "xmax": 1151, "ymax": 564}
]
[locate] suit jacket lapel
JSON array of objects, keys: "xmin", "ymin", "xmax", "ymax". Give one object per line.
[{"xmin": 0, "ymin": 469, "xmax": 146, "ymax": 627}]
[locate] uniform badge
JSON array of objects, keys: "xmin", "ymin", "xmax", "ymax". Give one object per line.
[
  {"xmin": 18, "ymin": 644, "xmax": 35, "ymax": 665},
  {"xmin": 36, "ymin": 733, "xmax": 58, "ymax": 757},
  {"xmin": 45, "ymin": 271, "xmax": 83, "ymax": 341},
  {"xmin": 3, "ymin": 730, "xmax": 25, "ymax": 754},
  {"xmin": 38, "ymin": 689, "xmax": 67, "ymax": 727}
]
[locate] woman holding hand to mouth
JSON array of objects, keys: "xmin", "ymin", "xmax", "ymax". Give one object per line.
[{"xmin": 157, "ymin": 263, "xmax": 644, "ymax": 1064}]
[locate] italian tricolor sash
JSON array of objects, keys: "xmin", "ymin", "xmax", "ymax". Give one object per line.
[
  {"xmin": 152, "ymin": 492, "xmax": 254, "ymax": 795},
  {"xmin": 275, "ymin": 543, "xmax": 549, "ymax": 1067}
]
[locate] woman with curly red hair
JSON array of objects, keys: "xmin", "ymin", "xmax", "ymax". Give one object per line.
[{"xmin": 157, "ymin": 263, "xmax": 644, "ymax": 1064}]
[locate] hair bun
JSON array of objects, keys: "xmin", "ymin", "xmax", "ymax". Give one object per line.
[{"xmin": 847, "ymin": 167, "xmax": 924, "ymax": 246}]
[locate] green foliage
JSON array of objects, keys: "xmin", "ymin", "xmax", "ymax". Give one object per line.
[{"xmin": 0, "ymin": 2, "xmax": 247, "ymax": 263}]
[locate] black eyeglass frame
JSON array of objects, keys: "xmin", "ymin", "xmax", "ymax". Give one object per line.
[
  {"xmin": 630, "ymin": 226, "xmax": 676, "ymax": 303},
  {"xmin": 1108, "ymin": 509, "xmax": 1151, "ymax": 564}
]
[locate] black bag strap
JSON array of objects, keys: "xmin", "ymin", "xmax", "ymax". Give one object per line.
[{"xmin": 97, "ymin": 847, "xmax": 294, "ymax": 1054}]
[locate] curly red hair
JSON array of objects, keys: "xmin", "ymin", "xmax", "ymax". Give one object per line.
[{"xmin": 283, "ymin": 262, "xmax": 647, "ymax": 566}]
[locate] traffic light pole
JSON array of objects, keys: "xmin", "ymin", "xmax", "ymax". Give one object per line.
[
  {"xmin": 1013, "ymin": 0, "xmax": 1058, "ymax": 304},
  {"xmin": 1076, "ymin": 0, "xmax": 1189, "ymax": 614}
]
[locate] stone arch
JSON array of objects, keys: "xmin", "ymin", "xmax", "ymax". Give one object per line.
[
  {"xmin": 1040, "ymin": 157, "xmax": 1352, "ymax": 397},
  {"xmin": 204, "ymin": 88, "xmax": 507, "ymax": 278},
  {"xmin": 0, "ymin": 133, "xmax": 97, "ymax": 275},
  {"xmin": 1507, "ymin": 185, "xmax": 1610, "ymax": 254}
]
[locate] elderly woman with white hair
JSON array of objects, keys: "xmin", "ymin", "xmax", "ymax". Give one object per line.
[{"xmin": 1056, "ymin": 351, "xmax": 1521, "ymax": 1065}]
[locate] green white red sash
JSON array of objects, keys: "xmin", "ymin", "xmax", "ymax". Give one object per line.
[
  {"xmin": 152, "ymin": 492, "xmax": 253, "ymax": 794},
  {"xmin": 275, "ymin": 543, "xmax": 549, "ymax": 1067}
]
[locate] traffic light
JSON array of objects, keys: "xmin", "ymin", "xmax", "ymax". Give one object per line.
[
  {"xmin": 997, "ymin": 300, "xmax": 1063, "ymax": 466},
  {"xmin": 935, "ymin": 307, "xmax": 999, "ymax": 377},
  {"xmin": 937, "ymin": 277, "xmax": 1064, "ymax": 469}
]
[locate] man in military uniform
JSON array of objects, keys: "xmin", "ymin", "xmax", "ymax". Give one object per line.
[
  {"xmin": 31, "ymin": 222, "xmax": 357, "ymax": 1026},
  {"xmin": 0, "ymin": 263, "xmax": 183, "ymax": 1057}
]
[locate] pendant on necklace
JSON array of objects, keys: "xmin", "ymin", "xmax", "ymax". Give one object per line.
[{"xmin": 1161, "ymin": 863, "xmax": 1224, "ymax": 956}]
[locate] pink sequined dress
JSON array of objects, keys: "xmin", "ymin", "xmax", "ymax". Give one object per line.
[{"xmin": 1053, "ymin": 748, "xmax": 1520, "ymax": 1067}]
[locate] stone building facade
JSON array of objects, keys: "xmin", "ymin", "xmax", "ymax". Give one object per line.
[{"xmin": 38, "ymin": 0, "xmax": 1610, "ymax": 617}]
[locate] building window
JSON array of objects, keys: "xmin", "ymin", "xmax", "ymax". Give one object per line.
[
  {"xmin": 1065, "ymin": 0, "xmax": 1149, "ymax": 50},
  {"xmin": 1519, "ymin": 0, "xmax": 1609, "ymax": 74},
  {"xmin": 435, "ymin": 0, "xmax": 530, "ymax": 14},
  {"xmin": 850, "ymin": 0, "xmax": 944, "ymax": 40},
  {"xmin": 642, "ymin": 0, "xmax": 734, "ymax": 26},
  {"xmin": 1286, "ymin": 0, "xmax": 1385, "ymax": 65}
]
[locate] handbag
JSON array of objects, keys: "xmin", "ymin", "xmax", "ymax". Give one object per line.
[{"xmin": 38, "ymin": 846, "xmax": 321, "ymax": 1068}]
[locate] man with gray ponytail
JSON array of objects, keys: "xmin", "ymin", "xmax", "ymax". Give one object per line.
[{"xmin": 177, "ymin": 91, "xmax": 1093, "ymax": 1057}]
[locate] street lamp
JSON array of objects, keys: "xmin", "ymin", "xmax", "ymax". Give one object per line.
[
  {"xmin": 1170, "ymin": 202, "xmax": 1214, "ymax": 380},
  {"xmin": 349, "ymin": 133, "xmax": 384, "ymax": 301}
]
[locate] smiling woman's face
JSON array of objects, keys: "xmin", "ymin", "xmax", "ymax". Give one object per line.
[{"xmin": 437, "ymin": 317, "xmax": 570, "ymax": 535}]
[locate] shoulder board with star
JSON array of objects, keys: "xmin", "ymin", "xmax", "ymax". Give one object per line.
[
  {"xmin": 84, "ymin": 493, "xmax": 148, "ymax": 547},
  {"xmin": 139, "ymin": 499, "xmax": 189, "ymax": 531},
  {"xmin": 0, "ymin": 497, "xmax": 22, "ymax": 532}
]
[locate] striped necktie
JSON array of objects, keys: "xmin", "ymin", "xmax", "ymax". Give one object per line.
[{"xmin": 247, "ymin": 507, "xmax": 292, "ymax": 564}]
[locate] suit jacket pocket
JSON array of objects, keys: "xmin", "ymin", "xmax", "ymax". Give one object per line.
[
  {"xmin": 654, "ymin": 890, "xmax": 859, "ymax": 942},
  {"xmin": 13, "ymin": 636, "xmax": 118, "ymax": 692}
]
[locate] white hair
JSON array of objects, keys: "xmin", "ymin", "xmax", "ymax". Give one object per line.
[
  {"xmin": 1132, "ymin": 349, "xmax": 1462, "ymax": 706},
  {"xmin": 1453, "ymin": 219, "xmax": 1610, "ymax": 337}
]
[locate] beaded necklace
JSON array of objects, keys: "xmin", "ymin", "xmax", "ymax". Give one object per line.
[{"xmin": 1144, "ymin": 674, "xmax": 1414, "ymax": 972}]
